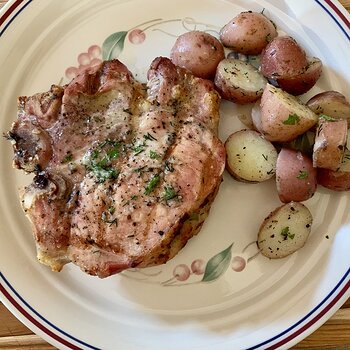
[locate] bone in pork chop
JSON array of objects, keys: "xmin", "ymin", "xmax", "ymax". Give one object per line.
[{"xmin": 7, "ymin": 57, "xmax": 225, "ymax": 278}]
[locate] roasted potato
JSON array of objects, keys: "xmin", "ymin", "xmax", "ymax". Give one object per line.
[
  {"xmin": 170, "ymin": 31, "xmax": 225, "ymax": 79},
  {"xmin": 214, "ymin": 58, "xmax": 267, "ymax": 104},
  {"xmin": 225, "ymin": 129, "xmax": 277, "ymax": 183},
  {"xmin": 260, "ymin": 84, "xmax": 318, "ymax": 142},
  {"xmin": 307, "ymin": 91, "xmax": 350, "ymax": 123},
  {"xmin": 220, "ymin": 11, "xmax": 277, "ymax": 55},
  {"xmin": 261, "ymin": 36, "xmax": 308, "ymax": 79},
  {"xmin": 261, "ymin": 36, "xmax": 322, "ymax": 95},
  {"xmin": 258, "ymin": 202, "xmax": 313, "ymax": 259},
  {"xmin": 277, "ymin": 57, "xmax": 322, "ymax": 96},
  {"xmin": 313, "ymin": 117, "xmax": 347, "ymax": 171},
  {"xmin": 317, "ymin": 149, "xmax": 350, "ymax": 191},
  {"xmin": 276, "ymin": 148, "xmax": 317, "ymax": 203}
]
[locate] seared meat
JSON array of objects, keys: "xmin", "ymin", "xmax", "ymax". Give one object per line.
[{"xmin": 7, "ymin": 57, "xmax": 225, "ymax": 278}]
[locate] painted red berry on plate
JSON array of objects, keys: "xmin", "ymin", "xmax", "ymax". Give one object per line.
[
  {"xmin": 128, "ymin": 29, "xmax": 146, "ymax": 44},
  {"xmin": 88, "ymin": 45, "xmax": 101, "ymax": 59},
  {"xmin": 77, "ymin": 53, "xmax": 91, "ymax": 66},
  {"xmin": 65, "ymin": 66, "xmax": 79, "ymax": 80},
  {"xmin": 173, "ymin": 264, "xmax": 191, "ymax": 281},
  {"xmin": 191, "ymin": 259, "xmax": 205, "ymax": 275},
  {"xmin": 231, "ymin": 256, "xmax": 246, "ymax": 272}
]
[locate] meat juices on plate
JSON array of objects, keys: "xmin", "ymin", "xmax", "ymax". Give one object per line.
[{"xmin": 7, "ymin": 57, "xmax": 225, "ymax": 278}]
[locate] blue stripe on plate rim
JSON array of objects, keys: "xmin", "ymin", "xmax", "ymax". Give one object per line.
[{"xmin": 0, "ymin": 0, "xmax": 349, "ymax": 349}]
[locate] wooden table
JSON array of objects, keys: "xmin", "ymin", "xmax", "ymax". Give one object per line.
[{"xmin": 1, "ymin": 0, "xmax": 350, "ymax": 349}]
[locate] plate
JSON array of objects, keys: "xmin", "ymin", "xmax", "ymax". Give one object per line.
[{"xmin": 0, "ymin": 0, "xmax": 350, "ymax": 349}]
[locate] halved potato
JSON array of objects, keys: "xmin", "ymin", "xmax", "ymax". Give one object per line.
[
  {"xmin": 307, "ymin": 91, "xmax": 350, "ymax": 124},
  {"xmin": 277, "ymin": 57, "xmax": 322, "ymax": 96},
  {"xmin": 251, "ymin": 99, "xmax": 263, "ymax": 132},
  {"xmin": 214, "ymin": 58, "xmax": 267, "ymax": 104},
  {"xmin": 225, "ymin": 129, "xmax": 277, "ymax": 183},
  {"xmin": 313, "ymin": 117, "xmax": 347, "ymax": 170},
  {"xmin": 261, "ymin": 36, "xmax": 308, "ymax": 79},
  {"xmin": 260, "ymin": 84, "xmax": 318, "ymax": 142},
  {"xmin": 258, "ymin": 202, "xmax": 313, "ymax": 259},
  {"xmin": 276, "ymin": 148, "xmax": 317, "ymax": 203},
  {"xmin": 317, "ymin": 149, "xmax": 350, "ymax": 191}
]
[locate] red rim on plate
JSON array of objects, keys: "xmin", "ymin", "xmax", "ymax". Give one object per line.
[{"xmin": 0, "ymin": 1, "xmax": 349, "ymax": 349}]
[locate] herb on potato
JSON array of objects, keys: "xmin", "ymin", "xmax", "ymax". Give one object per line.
[
  {"xmin": 297, "ymin": 170, "xmax": 309, "ymax": 179},
  {"xmin": 282, "ymin": 113, "xmax": 300, "ymax": 125},
  {"xmin": 280, "ymin": 226, "xmax": 295, "ymax": 240}
]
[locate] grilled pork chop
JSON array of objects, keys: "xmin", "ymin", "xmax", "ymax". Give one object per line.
[{"xmin": 7, "ymin": 57, "xmax": 225, "ymax": 278}]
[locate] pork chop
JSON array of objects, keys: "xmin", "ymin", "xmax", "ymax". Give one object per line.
[{"xmin": 7, "ymin": 57, "xmax": 225, "ymax": 278}]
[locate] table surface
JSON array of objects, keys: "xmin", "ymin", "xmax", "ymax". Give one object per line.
[{"xmin": 1, "ymin": 0, "xmax": 350, "ymax": 349}]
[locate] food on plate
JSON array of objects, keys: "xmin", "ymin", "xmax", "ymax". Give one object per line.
[
  {"xmin": 307, "ymin": 91, "xmax": 350, "ymax": 123},
  {"xmin": 251, "ymin": 98, "xmax": 263, "ymax": 132},
  {"xmin": 220, "ymin": 11, "xmax": 277, "ymax": 55},
  {"xmin": 283, "ymin": 131, "xmax": 315, "ymax": 157},
  {"xmin": 7, "ymin": 57, "xmax": 226, "ymax": 278},
  {"xmin": 170, "ymin": 30, "xmax": 225, "ymax": 79},
  {"xmin": 225, "ymin": 129, "xmax": 277, "ymax": 183},
  {"xmin": 276, "ymin": 58, "xmax": 323, "ymax": 96},
  {"xmin": 258, "ymin": 202, "xmax": 313, "ymax": 258},
  {"xmin": 261, "ymin": 36, "xmax": 322, "ymax": 95},
  {"xmin": 259, "ymin": 84, "xmax": 318, "ymax": 142},
  {"xmin": 276, "ymin": 148, "xmax": 317, "ymax": 203},
  {"xmin": 317, "ymin": 149, "xmax": 350, "ymax": 191},
  {"xmin": 312, "ymin": 116, "xmax": 347, "ymax": 171},
  {"xmin": 214, "ymin": 58, "xmax": 267, "ymax": 104}
]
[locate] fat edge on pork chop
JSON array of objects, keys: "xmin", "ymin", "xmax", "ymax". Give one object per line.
[{"xmin": 6, "ymin": 57, "xmax": 225, "ymax": 278}]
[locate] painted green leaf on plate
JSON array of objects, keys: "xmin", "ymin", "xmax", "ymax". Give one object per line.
[
  {"xmin": 102, "ymin": 31, "xmax": 128, "ymax": 60},
  {"xmin": 201, "ymin": 243, "xmax": 233, "ymax": 282}
]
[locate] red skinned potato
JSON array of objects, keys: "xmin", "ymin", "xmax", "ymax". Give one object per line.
[
  {"xmin": 258, "ymin": 202, "xmax": 313, "ymax": 259},
  {"xmin": 317, "ymin": 149, "xmax": 350, "ymax": 191},
  {"xmin": 261, "ymin": 36, "xmax": 308, "ymax": 79},
  {"xmin": 170, "ymin": 31, "xmax": 225, "ymax": 79},
  {"xmin": 260, "ymin": 84, "xmax": 318, "ymax": 142},
  {"xmin": 220, "ymin": 11, "xmax": 277, "ymax": 55},
  {"xmin": 276, "ymin": 148, "xmax": 317, "ymax": 203},
  {"xmin": 307, "ymin": 91, "xmax": 350, "ymax": 123},
  {"xmin": 277, "ymin": 58, "xmax": 322, "ymax": 96},
  {"xmin": 261, "ymin": 36, "xmax": 322, "ymax": 95},
  {"xmin": 313, "ymin": 117, "xmax": 347, "ymax": 171},
  {"xmin": 214, "ymin": 58, "xmax": 267, "ymax": 104}
]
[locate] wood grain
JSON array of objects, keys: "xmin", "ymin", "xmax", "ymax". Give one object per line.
[{"xmin": 0, "ymin": 0, "xmax": 349, "ymax": 349}]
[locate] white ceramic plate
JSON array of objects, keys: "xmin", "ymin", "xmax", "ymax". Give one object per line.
[{"xmin": 1, "ymin": 1, "xmax": 350, "ymax": 349}]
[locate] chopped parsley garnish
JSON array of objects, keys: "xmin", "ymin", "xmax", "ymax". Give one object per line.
[
  {"xmin": 162, "ymin": 186, "xmax": 178, "ymax": 201},
  {"xmin": 280, "ymin": 226, "xmax": 295, "ymax": 240},
  {"xmin": 297, "ymin": 170, "xmax": 309, "ymax": 179},
  {"xmin": 282, "ymin": 113, "xmax": 300, "ymax": 125},
  {"xmin": 133, "ymin": 144, "xmax": 146, "ymax": 155},
  {"xmin": 61, "ymin": 154, "xmax": 73, "ymax": 163},
  {"xmin": 131, "ymin": 195, "xmax": 138, "ymax": 200},
  {"xmin": 143, "ymin": 132, "xmax": 157, "ymax": 141},
  {"xmin": 108, "ymin": 206, "xmax": 115, "ymax": 214},
  {"xmin": 144, "ymin": 174, "xmax": 160, "ymax": 195},
  {"xmin": 150, "ymin": 150, "xmax": 160, "ymax": 159},
  {"xmin": 319, "ymin": 114, "xmax": 337, "ymax": 122},
  {"xmin": 86, "ymin": 140, "xmax": 121, "ymax": 183}
]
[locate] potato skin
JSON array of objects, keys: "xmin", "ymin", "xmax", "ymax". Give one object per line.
[
  {"xmin": 307, "ymin": 91, "xmax": 350, "ymax": 123},
  {"xmin": 313, "ymin": 118, "xmax": 347, "ymax": 171},
  {"xmin": 276, "ymin": 148, "xmax": 317, "ymax": 203},
  {"xmin": 260, "ymin": 84, "xmax": 318, "ymax": 142},
  {"xmin": 277, "ymin": 58, "xmax": 322, "ymax": 96},
  {"xmin": 317, "ymin": 150, "xmax": 350, "ymax": 191},
  {"xmin": 214, "ymin": 58, "xmax": 267, "ymax": 104},
  {"xmin": 220, "ymin": 11, "xmax": 277, "ymax": 55},
  {"xmin": 261, "ymin": 36, "xmax": 308, "ymax": 79},
  {"xmin": 170, "ymin": 31, "xmax": 225, "ymax": 79}
]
